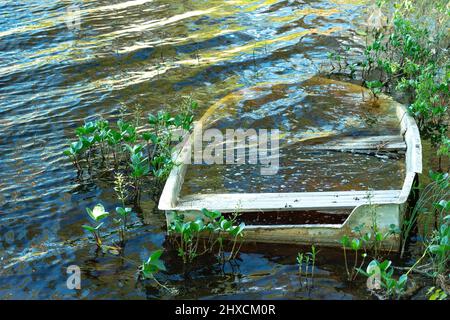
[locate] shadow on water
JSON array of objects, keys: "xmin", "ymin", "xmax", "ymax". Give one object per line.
[{"xmin": 0, "ymin": 0, "xmax": 420, "ymax": 299}]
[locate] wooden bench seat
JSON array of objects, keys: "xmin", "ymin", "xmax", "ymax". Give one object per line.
[
  {"xmin": 173, "ymin": 190, "xmax": 403, "ymax": 212},
  {"xmin": 302, "ymin": 135, "xmax": 406, "ymax": 152}
]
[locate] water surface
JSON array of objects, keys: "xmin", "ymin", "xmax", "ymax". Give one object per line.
[{"xmin": 0, "ymin": 0, "xmax": 394, "ymax": 299}]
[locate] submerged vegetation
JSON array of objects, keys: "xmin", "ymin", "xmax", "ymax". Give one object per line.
[
  {"xmin": 65, "ymin": 97, "xmax": 246, "ymax": 290},
  {"xmin": 359, "ymin": 259, "xmax": 409, "ymax": 300},
  {"xmin": 297, "ymin": 245, "xmax": 318, "ymax": 287},
  {"xmin": 64, "ymin": 96, "xmax": 197, "ymax": 204},
  {"xmin": 169, "ymin": 209, "xmax": 245, "ymax": 264}
]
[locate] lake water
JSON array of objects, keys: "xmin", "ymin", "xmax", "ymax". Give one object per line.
[{"xmin": 0, "ymin": 0, "xmax": 401, "ymax": 299}]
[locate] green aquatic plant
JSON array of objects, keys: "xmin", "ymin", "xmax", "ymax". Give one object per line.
[
  {"xmin": 117, "ymin": 119, "xmax": 137, "ymax": 144},
  {"xmin": 141, "ymin": 130, "xmax": 157, "ymax": 167},
  {"xmin": 169, "ymin": 216, "xmax": 204, "ymax": 263},
  {"xmin": 438, "ymin": 136, "xmax": 450, "ymax": 158},
  {"xmin": 139, "ymin": 250, "xmax": 177, "ymax": 292},
  {"xmin": 309, "ymin": 245, "xmax": 318, "ymax": 281},
  {"xmin": 426, "ymin": 287, "xmax": 448, "ymax": 300},
  {"xmin": 297, "ymin": 245, "xmax": 319, "ymax": 287},
  {"xmin": 75, "ymin": 121, "xmax": 97, "ymax": 137},
  {"xmin": 64, "ymin": 99, "xmax": 197, "ymax": 205},
  {"xmin": 327, "ymin": 0, "xmax": 449, "ymax": 160},
  {"xmin": 365, "ymin": 80, "xmax": 383, "ymax": 100},
  {"xmin": 341, "ymin": 218, "xmax": 399, "ymax": 282},
  {"xmin": 86, "ymin": 203, "xmax": 110, "ymax": 221},
  {"xmin": 146, "ymin": 111, "xmax": 179, "ymax": 182},
  {"xmin": 340, "ymin": 194, "xmax": 399, "ymax": 281},
  {"xmin": 73, "ymin": 121, "xmax": 104, "ymax": 171},
  {"xmin": 358, "ymin": 259, "xmax": 408, "ymax": 300},
  {"xmin": 82, "ymin": 204, "xmax": 110, "ymax": 247},
  {"xmin": 151, "ymin": 153, "xmax": 174, "ymax": 182},
  {"xmin": 202, "ymin": 208, "xmax": 223, "ymax": 253},
  {"xmin": 106, "ymin": 129, "xmax": 122, "ymax": 168},
  {"xmin": 140, "ymin": 250, "xmax": 166, "ymax": 279},
  {"xmin": 81, "ymin": 206, "xmax": 133, "ymax": 255},
  {"xmin": 139, "ymin": 250, "xmax": 178, "ymax": 294},
  {"xmin": 168, "ymin": 209, "xmax": 245, "ymax": 264},
  {"xmin": 175, "ymin": 96, "xmax": 198, "ymax": 131},
  {"xmin": 81, "ymin": 223, "xmax": 104, "ymax": 248},
  {"xmin": 400, "ymin": 171, "xmax": 449, "ymax": 283},
  {"xmin": 426, "ymin": 219, "xmax": 449, "ymax": 278},
  {"xmin": 202, "ymin": 208, "xmax": 245, "ymax": 262},
  {"xmin": 81, "ymin": 177, "xmax": 135, "ymax": 251},
  {"xmin": 115, "ymin": 206, "xmax": 132, "ymax": 242},
  {"xmin": 297, "ymin": 252, "xmax": 304, "ymax": 278},
  {"xmin": 401, "ymin": 171, "xmax": 449, "ymax": 258},
  {"xmin": 352, "ymin": 221, "xmax": 400, "ymax": 259},
  {"xmin": 227, "ymin": 221, "xmax": 245, "ymax": 261},
  {"xmin": 340, "ymin": 235, "xmax": 367, "ymax": 282},
  {"xmin": 127, "ymin": 144, "xmax": 149, "ymax": 201},
  {"xmin": 63, "ymin": 141, "xmax": 83, "ymax": 171},
  {"xmin": 114, "ymin": 172, "xmax": 132, "ymax": 243}
]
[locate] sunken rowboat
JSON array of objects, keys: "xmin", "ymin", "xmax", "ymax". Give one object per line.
[{"xmin": 158, "ymin": 78, "xmax": 422, "ymax": 250}]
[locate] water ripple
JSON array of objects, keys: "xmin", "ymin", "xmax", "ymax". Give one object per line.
[{"xmin": 0, "ymin": 0, "xmax": 370, "ymax": 299}]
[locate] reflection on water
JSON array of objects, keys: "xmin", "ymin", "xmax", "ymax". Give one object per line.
[{"xmin": 0, "ymin": 0, "xmax": 381, "ymax": 299}]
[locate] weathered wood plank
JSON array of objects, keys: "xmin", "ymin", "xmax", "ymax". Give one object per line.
[
  {"xmin": 158, "ymin": 134, "xmax": 191, "ymax": 210},
  {"xmin": 174, "ymin": 190, "xmax": 402, "ymax": 212},
  {"xmin": 395, "ymin": 102, "xmax": 422, "ymax": 174},
  {"xmin": 405, "ymin": 125, "xmax": 422, "ymax": 173},
  {"xmin": 398, "ymin": 171, "xmax": 416, "ymax": 203}
]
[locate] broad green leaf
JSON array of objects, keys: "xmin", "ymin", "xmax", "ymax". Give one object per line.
[
  {"xmin": 366, "ymin": 260, "xmax": 380, "ymax": 275},
  {"xmin": 82, "ymin": 225, "xmax": 96, "ymax": 232},
  {"xmin": 229, "ymin": 223, "xmax": 245, "ymax": 237},
  {"xmin": 220, "ymin": 219, "xmax": 232, "ymax": 231},
  {"xmin": 116, "ymin": 207, "xmax": 132, "ymax": 217},
  {"xmin": 149, "ymin": 249, "xmax": 163, "ymax": 261},
  {"xmin": 144, "ymin": 250, "xmax": 167, "ymax": 273},
  {"xmin": 86, "ymin": 204, "xmax": 109, "ymax": 221},
  {"xmin": 397, "ymin": 274, "xmax": 408, "ymax": 287},
  {"xmin": 201, "ymin": 208, "xmax": 222, "ymax": 220},
  {"xmin": 340, "ymin": 235, "xmax": 350, "ymax": 248},
  {"xmin": 71, "ymin": 141, "xmax": 83, "ymax": 152},
  {"xmin": 191, "ymin": 219, "xmax": 204, "ymax": 232},
  {"xmin": 148, "ymin": 114, "xmax": 158, "ymax": 125},
  {"xmin": 375, "ymin": 232, "xmax": 384, "ymax": 242},
  {"xmin": 379, "ymin": 260, "xmax": 391, "ymax": 271},
  {"xmin": 351, "ymin": 238, "xmax": 361, "ymax": 251}
]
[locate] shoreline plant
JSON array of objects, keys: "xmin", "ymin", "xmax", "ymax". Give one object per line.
[
  {"xmin": 64, "ymin": 97, "xmax": 197, "ymax": 205},
  {"xmin": 328, "ymin": 0, "xmax": 449, "ymax": 297}
]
